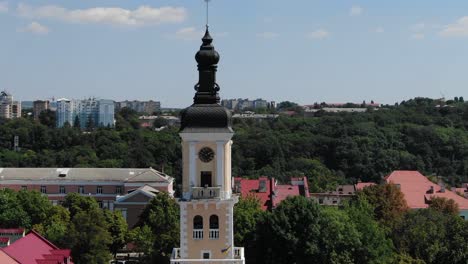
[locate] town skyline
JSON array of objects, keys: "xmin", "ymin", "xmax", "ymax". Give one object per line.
[{"xmin": 2, "ymin": 0, "xmax": 468, "ymax": 107}]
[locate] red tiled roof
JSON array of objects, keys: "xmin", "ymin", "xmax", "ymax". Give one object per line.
[
  {"xmin": 385, "ymin": 170, "xmax": 468, "ymax": 210},
  {"xmin": 0, "ymin": 228, "xmax": 24, "ymax": 234},
  {"xmin": 355, "ymin": 182, "xmax": 376, "ymax": 190},
  {"xmin": 274, "ymin": 185, "xmax": 300, "ymax": 207},
  {"xmin": 234, "ymin": 177, "xmax": 272, "ymax": 210},
  {"xmin": 234, "ymin": 177, "xmax": 309, "ymax": 210},
  {"xmin": 3, "ymin": 230, "xmax": 72, "ymax": 264},
  {"xmin": 0, "ymin": 248, "xmax": 20, "ymax": 264}
]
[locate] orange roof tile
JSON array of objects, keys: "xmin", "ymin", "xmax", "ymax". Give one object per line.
[{"xmin": 385, "ymin": 170, "xmax": 468, "ymax": 210}]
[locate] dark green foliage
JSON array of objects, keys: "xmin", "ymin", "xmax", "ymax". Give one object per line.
[
  {"xmin": 132, "ymin": 192, "xmax": 180, "ymax": 264},
  {"xmin": 0, "ymin": 189, "xmax": 32, "ymax": 228},
  {"xmin": 255, "ymin": 196, "xmax": 395, "ymax": 264},
  {"xmin": 392, "ymin": 209, "xmax": 468, "ymax": 264},
  {"xmin": 358, "ymin": 184, "xmax": 409, "ymax": 230},
  {"xmin": 234, "ymin": 196, "xmax": 265, "ymax": 262}
]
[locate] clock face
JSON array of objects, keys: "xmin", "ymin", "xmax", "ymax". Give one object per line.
[{"xmin": 199, "ymin": 147, "xmax": 215, "ymax": 163}]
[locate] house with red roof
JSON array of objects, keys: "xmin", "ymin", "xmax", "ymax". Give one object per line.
[
  {"xmin": 0, "ymin": 228, "xmax": 25, "ymax": 247},
  {"xmin": 2, "ymin": 230, "xmax": 72, "ymax": 264},
  {"xmin": 233, "ymin": 177, "xmax": 310, "ymax": 211},
  {"xmin": 385, "ymin": 170, "xmax": 468, "ymax": 220}
]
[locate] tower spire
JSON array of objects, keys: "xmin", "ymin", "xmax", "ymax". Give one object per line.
[{"xmin": 193, "ymin": 0, "xmax": 220, "ymax": 105}]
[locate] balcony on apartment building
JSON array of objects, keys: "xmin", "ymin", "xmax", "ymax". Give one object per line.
[{"xmin": 170, "ymin": 247, "xmax": 245, "ymax": 264}]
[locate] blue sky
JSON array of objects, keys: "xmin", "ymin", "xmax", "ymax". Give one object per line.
[{"xmin": 1, "ymin": 0, "xmax": 468, "ymax": 107}]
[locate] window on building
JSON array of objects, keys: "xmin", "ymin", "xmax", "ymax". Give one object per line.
[
  {"xmin": 78, "ymin": 186, "xmax": 84, "ymax": 194},
  {"xmin": 318, "ymin": 198, "xmax": 324, "ymax": 204},
  {"xmin": 40, "ymin": 186, "xmax": 47, "ymax": 194},
  {"xmin": 193, "ymin": 215, "xmax": 203, "ymax": 229},
  {"xmin": 97, "ymin": 186, "xmax": 103, "ymax": 194},
  {"xmin": 21, "ymin": 186, "xmax": 27, "ymax": 191},
  {"xmin": 98, "ymin": 201, "xmax": 103, "ymax": 208},
  {"xmin": 203, "ymin": 252, "xmax": 210, "ymax": 259},
  {"xmin": 209, "ymin": 215, "xmax": 219, "ymax": 229},
  {"xmin": 59, "ymin": 186, "xmax": 66, "ymax": 194},
  {"xmin": 116, "ymin": 186, "xmax": 122, "ymax": 195}
]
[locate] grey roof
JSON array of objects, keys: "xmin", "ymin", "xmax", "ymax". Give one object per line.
[{"xmin": 0, "ymin": 168, "xmax": 173, "ymax": 183}]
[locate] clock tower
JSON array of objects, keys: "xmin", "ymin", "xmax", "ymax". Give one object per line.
[{"xmin": 170, "ymin": 26, "xmax": 245, "ymax": 264}]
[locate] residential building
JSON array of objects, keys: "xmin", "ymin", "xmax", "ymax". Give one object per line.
[
  {"xmin": 1, "ymin": 230, "xmax": 72, "ymax": 264},
  {"xmin": 0, "ymin": 167, "xmax": 174, "ymax": 226},
  {"xmin": 0, "ymin": 229, "xmax": 25, "ymax": 248},
  {"xmin": 385, "ymin": 170, "xmax": 468, "ymax": 219},
  {"xmin": 116, "ymin": 100, "xmax": 161, "ymax": 114},
  {"xmin": 233, "ymin": 177, "xmax": 310, "ymax": 210},
  {"xmin": 222, "ymin": 98, "xmax": 271, "ymax": 111},
  {"xmin": 138, "ymin": 115, "xmax": 180, "ymax": 128},
  {"xmin": 56, "ymin": 98, "xmax": 115, "ymax": 128},
  {"xmin": 32, "ymin": 100, "xmax": 49, "ymax": 120},
  {"xmin": 310, "ymin": 185, "xmax": 356, "ymax": 206},
  {"xmin": 171, "ymin": 28, "xmax": 245, "ymax": 263},
  {"xmin": 232, "ymin": 112, "xmax": 279, "ymax": 120},
  {"xmin": 55, "ymin": 98, "xmax": 77, "ymax": 127},
  {"xmin": 0, "ymin": 91, "xmax": 21, "ymax": 119}
]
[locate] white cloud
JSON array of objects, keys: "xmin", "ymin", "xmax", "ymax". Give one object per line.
[
  {"xmin": 349, "ymin": 6, "xmax": 363, "ymax": 16},
  {"xmin": 411, "ymin": 33, "xmax": 425, "ymax": 40},
  {"xmin": 20, "ymin": 21, "xmax": 50, "ymax": 35},
  {"xmin": 410, "ymin": 23, "xmax": 425, "ymax": 31},
  {"xmin": 175, "ymin": 27, "xmax": 203, "ymax": 40},
  {"xmin": 17, "ymin": 3, "xmax": 187, "ymax": 27},
  {"xmin": 306, "ymin": 29, "xmax": 330, "ymax": 40},
  {"xmin": 375, "ymin": 27, "xmax": 384, "ymax": 33},
  {"xmin": 439, "ymin": 16, "xmax": 468, "ymax": 37},
  {"xmin": 0, "ymin": 1, "xmax": 8, "ymax": 13},
  {"xmin": 256, "ymin": 32, "xmax": 279, "ymax": 39}
]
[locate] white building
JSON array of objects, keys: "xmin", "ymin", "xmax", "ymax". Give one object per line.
[{"xmin": 0, "ymin": 91, "xmax": 21, "ymax": 119}]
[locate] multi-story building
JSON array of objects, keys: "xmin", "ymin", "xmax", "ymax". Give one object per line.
[
  {"xmin": 116, "ymin": 100, "xmax": 161, "ymax": 114},
  {"xmin": 0, "ymin": 167, "xmax": 174, "ymax": 227},
  {"xmin": 56, "ymin": 98, "xmax": 115, "ymax": 128},
  {"xmin": 55, "ymin": 98, "xmax": 77, "ymax": 127},
  {"xmin": 33, "ymin": 100, "xmax": 50, "ymax": 120},
  {"xmin": 221, "ymin": 98, "xmax": 270, "ymax": 111},
  {"xmin": 0, "ymin": 91, "xmax": 21, "ymax": 119},
  {"xmin": 171, "ymin": 28, "xmax": 245, "ymax": 263}
]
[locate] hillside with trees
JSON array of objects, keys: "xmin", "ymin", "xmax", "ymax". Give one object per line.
[{"xmin": 1, "ymin": 97, "xmax": 467, "ymax": 191}]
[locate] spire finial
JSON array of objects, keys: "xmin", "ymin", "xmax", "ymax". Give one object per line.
[{"xmin": 205, "ymin": 0, "xmax": 211, "ymax": 28}]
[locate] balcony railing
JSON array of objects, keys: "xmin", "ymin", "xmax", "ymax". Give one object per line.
[
  {"xmin": 193, "ymin": 229, "xmax": 203, "ymax": 240},
  {"xmin": 191, "ymin": 187, "xmax": 221, "ymax": 199},
  {"xmin": 171, "ymin": 247, "xmax": 245, "ymax": 264},
  {"xmin": 209, "ymin": 229, "xmax": 219, "ymax": 239}
]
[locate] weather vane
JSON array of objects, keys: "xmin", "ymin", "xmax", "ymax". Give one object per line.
[{"xmin": 205, "ymin": 0, "xmax": 211, "ymax": 28}]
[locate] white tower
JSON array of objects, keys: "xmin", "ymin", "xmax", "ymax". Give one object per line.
[{"xmin": 170, "ymin": 26, "xmax": 245, "ymax": 264}]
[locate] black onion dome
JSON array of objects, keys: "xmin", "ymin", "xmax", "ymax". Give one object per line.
[
  {"xmin": 180, "ymin": 104, "xmax": 232, "ymax": 130},
  {"xmin": 180, "ymin": 26, "xmax": 232, "ymax": 131},
  {"xmin": 195, "ymin": 29, "xmax": 220, "ymax": 66}
]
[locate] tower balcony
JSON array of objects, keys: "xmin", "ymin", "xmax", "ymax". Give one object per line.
[
  {"xmin": 191, "ymin": 186, "xmax": 221, "ymax": 199},
  {"xmin": 170, "ymin": 247, "xmax": 245, "ymax": 264}
]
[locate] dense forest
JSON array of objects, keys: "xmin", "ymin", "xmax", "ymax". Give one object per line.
[{"xmin": 1, "ymin": 97, "xmax": 468, "ymax": 192}]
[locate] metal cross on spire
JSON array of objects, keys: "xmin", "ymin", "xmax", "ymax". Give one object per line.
[{"xmin": 205, "ymin": 0, "xmax": 211, "ymax": 28}]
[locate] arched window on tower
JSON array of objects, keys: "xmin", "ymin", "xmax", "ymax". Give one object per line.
[
  {"xmin": 193, "ymin": 215, "xmax": 204, "ymax": 239},
  {"xmin": 209, "ymin": 215, "xmax": 219, "ymax": 239}
]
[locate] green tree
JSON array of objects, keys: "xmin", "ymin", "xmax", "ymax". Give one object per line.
[
  {"xmin": 345, "ymin": 197, "xmax": 395, "ymax": 264},
  {"xmin": 0, "ymin": 189, "xmax": 31, "ymax": 228},
  {"xmin": 73, "ymin": 115, "xmax": 81, "ymax": 128},
  {"xmin": 392, "ymin": 209, "xmax": 468, "ymax": 264},
  {"xmin": 358, "ymin": 184, "xmax": 409, "ymax": 229},
  {"xmin": 234, "ymin": 196, "xmax": 264, "ymax": 263},
  {"xmin": 428, "ymin": 197, "xmax": 459, "ymax": 215},
  {"xmin": 103, "ymin": 209, "xmax": 128, "ymax": 257},
  {"xmin": 38, "ymin": 109, "xmax": 56, "ymax": 128},
  {"xmin": 134, "ymin": 193, "xmax": 180, "ymax": 264},
  {"xmin": 67, "ymin": 209, "xmax": 112, "ymax": 264},
  {"xmin": 34, "ymin": 205, "xmax": 70, "ymax": 247},
  {"xmin": 17, "ymin": 189, "xmax": 54, "ymax": 226}
]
